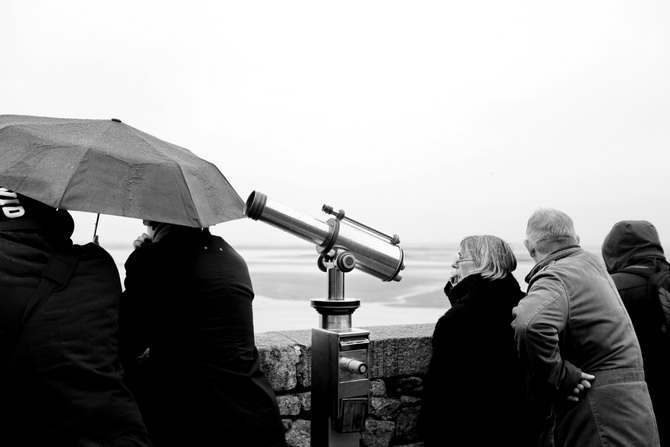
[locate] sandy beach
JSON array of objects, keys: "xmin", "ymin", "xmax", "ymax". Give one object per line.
[
  {"xmin": 108, "ymin": 244, "xmax": 538, "ymax": 334},
  {"xmin": 248, "ymin": 268, "xmax": 451, "ymax": 333},
  {"xmin": 239, "ymin": 245, "xmax": 535, "ymax": 333}
]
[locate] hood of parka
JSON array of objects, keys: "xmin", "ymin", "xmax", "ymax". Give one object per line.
[
  {"xmin": 602, "ymin": 220, "xmax": 665, "ymax": 273},
  {"xmin": 0, "ymin": 187, "xmax": 74, "ymax": 238}
]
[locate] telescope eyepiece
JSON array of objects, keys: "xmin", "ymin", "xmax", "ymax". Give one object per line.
[{"xmin": 244, "ymin": 191, "xmax": 267, "ymax": 220}]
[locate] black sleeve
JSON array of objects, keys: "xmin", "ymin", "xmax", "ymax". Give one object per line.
[{"xmin": 118, "ymin": 250, "xmax": 153, "ymax": 368}]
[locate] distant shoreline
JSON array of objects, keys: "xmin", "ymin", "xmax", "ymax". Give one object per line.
[{"xmin": 101, "ymin": 243, "xmax": 605, "ymax": 333}]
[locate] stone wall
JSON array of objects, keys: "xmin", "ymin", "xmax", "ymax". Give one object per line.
[{"xmin": 255, "ymin": 323, "xmax": 435, "ymax": 447}]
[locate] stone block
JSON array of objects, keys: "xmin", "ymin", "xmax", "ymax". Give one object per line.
[
  {"xmin": 295, "ymin": 344, "xmax": 312, "ymax": 388},
  {"xmin": 363, "ymin": 324, "xmax": 434, "ymax": 378},
  {"xmin": 370, "ymin": 397, "xmax": 402, "ymax": 421},
  {"xmin": 370, "ymin": 379, "xmax": 386, "ymax": 397},
  {"xmin": 297, "ymin": 391, "xmax": 311, "ymax": 412},
  {"xmin": 277, "ymin": 394, "xmax": 301, "ymax": 416},
  {"xmin": 395, "ymin": 406, "xmax": 422, "ymax": 443},
  {"xmin": 256, "ymin": 332, "xmax": 303, "ymax": 391},
  {"xmin": 394, "ymin": 376, "xmax": 423, "ymax": 397},
  {"xmin": 260, "ymin": 329, "xmax": 313, "ymax": 388},
  {"xmin": 400, "ymin": 395, "xmax": 420, "ymax": 405},
  {"xmin": 362, "ymin": 419, "xmax": 395, "ymax": 447},
  {"xmin": 285, "ymin": 419, "xmax": 311, "ymax": 447}
]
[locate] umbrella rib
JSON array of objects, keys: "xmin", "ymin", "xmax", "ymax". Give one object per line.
[
  {"xmin": 44, "ymin": 119, "xmax": 114, "ymax": 211},
  {"xmin": 129, "ymin": 131, "xmax": 202, "ymax": 227},
  {"xmin": 175, "ymin": 161, "xmax": 200, "ymax": 227},
  {"xmin": 55, "ymin": 120, "xmax": 112, "ymax": 211},
  {"xmin": 128, "ymin": 125, "xmax": 180, "ymax": 161},
  {"xmin": 55, "ymin": 144, "xmax": 90, "ymax": 211}
]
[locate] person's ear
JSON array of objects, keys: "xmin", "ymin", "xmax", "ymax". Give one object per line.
[
  {"xmin": 524, "ymin": 239, "xmax": 536, "ymax": 259},
  {"xmin": 576, "ymin": 235, "xmax": 580, "ymax": 245}
]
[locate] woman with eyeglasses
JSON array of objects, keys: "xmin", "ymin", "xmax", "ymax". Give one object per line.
[{"xmin": 418, "ymin": 235, "xmax": 535, "ymax": 447}]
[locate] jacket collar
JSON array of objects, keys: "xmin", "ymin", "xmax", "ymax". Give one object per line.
[
  {"xmin": 153, "ymin": 225, "xmax": 208, "ymax": 243},
  {"xmin": 525, "ymin": 245, "xmax": 582, "ymax": 283},
  {"xmin": 448, "ymin": 273, "xmax": 521, "ymax": 306}
]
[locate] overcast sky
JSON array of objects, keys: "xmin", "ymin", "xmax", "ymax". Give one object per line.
[{"xmin": 2, "ymin": 1, "xmax": 669, "ymax": 251}]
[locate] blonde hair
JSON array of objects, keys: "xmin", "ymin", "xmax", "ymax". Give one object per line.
[{"xmin": 460, "ymin": 235, "xmax": 517, "ymax": 280}]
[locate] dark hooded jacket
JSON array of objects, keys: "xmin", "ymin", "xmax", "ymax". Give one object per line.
[
  {"xmin": 120, "ymin": 225, "xmax": 287, "ymax": 447},
  {"xmin": 0, "ymin": 190, "xmax": 151, "ymax": 446},
  {"xmin": 602, "ymin": 220, "xmax": 670, "ymax": 445},
  {"xmin": 419, "ymin": 273, "xmax": 534, "ymax": 447}
]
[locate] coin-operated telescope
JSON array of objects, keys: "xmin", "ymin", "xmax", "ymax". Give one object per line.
[{"xmin": 244, "ymin": 191, "xmax": 405, "ymax": 447}]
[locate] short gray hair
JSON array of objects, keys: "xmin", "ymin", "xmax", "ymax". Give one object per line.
[
  {"xmin": 460, "ymin": 235, "xmax": 517, "ymax": 280},
  {"xmin": 526, "ymin": 208, "xmax": 579, "ymax": 253}
]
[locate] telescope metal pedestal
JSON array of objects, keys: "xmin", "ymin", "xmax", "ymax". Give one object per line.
[{"xmin": 310, "ymin": 298, "xmax": 370, "ymax": 447}]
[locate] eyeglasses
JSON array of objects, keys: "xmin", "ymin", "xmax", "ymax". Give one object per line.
[{"xmin": 454, "ymin": 252, "xmax": 474, "ymax": 264}]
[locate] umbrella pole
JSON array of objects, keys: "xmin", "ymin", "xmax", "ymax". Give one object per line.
[{"xmin": 93, "ymin": 213, "xmax": 100, "ymax": 244}]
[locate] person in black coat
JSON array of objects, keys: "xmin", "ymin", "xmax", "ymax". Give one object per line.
[
  {"xmin": 602, "ymin": 220, "xmax": 670, "ymax": 445},
  {"xmin": 0, "ymin": 188, "xmax": 151, "ymax": 447},
  {"xmin": 418, "ymin": 235, "xmax": 535, "ymax": 447},
  {"xmin": 119, "ymin": 221, "xmax": 287, "ymax": 447}
]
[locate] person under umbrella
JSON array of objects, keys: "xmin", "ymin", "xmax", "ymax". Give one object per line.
[
  {"xmin": 0, "ymin": 187, "xmax": 152, "ymax": 446},
  {"xmin": 119, "ymin": 220, "xmax": 287, "ymax": 447}
]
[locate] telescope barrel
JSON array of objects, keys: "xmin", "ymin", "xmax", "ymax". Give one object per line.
[
  {"xmin": 245, "ymin": 191, "xmax": 332, "ymax": 246},
  {"xmin": 244, "ymin": 191, "xmax": 404, "ymax": 282},
  {"xmin": 329, "ymin": 220, "xmax": 404, "ymax": 281}
]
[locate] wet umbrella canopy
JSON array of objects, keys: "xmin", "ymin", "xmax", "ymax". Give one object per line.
[{"xmin": 0, "ymin": 115, "xmax": 244, "ymax": 228}]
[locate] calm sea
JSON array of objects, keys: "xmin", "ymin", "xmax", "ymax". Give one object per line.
[{"xmin": 106, "ymin": 243, "xmax": 540, "ymax": 333}]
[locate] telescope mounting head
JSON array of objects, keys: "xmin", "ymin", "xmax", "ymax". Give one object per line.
[
  {"xmin": 245, "ymin": 191, "xmax": 406, "ymax": 330},
  {"xmin": 318, "ymin": 249, "xmax": 356, "ymax": 274}
]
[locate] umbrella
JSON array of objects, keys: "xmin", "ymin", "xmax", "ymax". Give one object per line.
[{"xmin": 0, "ymin": 114, "xmax": 245, "ymax": 233}]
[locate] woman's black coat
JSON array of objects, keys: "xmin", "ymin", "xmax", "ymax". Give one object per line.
[
  {"xmin": 120, "ymin": 228, "xmax": 287, "ymax": 447},
  {"xmin": 419, "ymin": 273, "xmax": 533, "ymax": 447}
]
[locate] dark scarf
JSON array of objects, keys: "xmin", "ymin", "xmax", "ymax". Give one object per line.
[{"xmin": 445, "ymin": 273, "xmax": 524, "ymax": 308}]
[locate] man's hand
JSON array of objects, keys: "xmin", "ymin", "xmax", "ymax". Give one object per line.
[
  {"xmin": 133, "ymin": 233, "xmax": 153, "ymax": 250},
  {"xmin": 567, "ymin": 372, "xmax": 595, "ymax": 402}
]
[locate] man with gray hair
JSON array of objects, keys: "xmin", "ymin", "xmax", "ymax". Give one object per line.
[{"xmin": 512, "ymin": 208, "xmax": 659, "ymax": 446}]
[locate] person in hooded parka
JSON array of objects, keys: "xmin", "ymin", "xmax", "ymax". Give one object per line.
[
  {"xmin": 0, "ymin": 187, "xmax": 151, "ymax": 447},
  {"xmin": 602, "ymin": 220, "xmax": 670, "ymax": 446}
]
